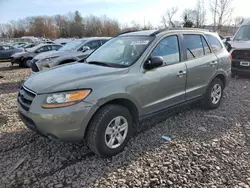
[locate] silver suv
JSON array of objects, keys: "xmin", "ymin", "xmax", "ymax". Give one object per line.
[{"xmin": 18, "ymin": 29, "xmax": 231, "ymax": 157}]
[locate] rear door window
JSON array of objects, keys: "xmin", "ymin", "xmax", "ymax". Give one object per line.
[
  {"xmin": 52, "ymin": 45, "xmax": 61, "ymax": 50},
  {"xmin": 205, "ymin": 34, "xmax": 223, "ymax": 52},
  {"xmin": 201, "ymin": 36, "xmax": 211, "ymax": 55},
  {"xmin": 183, "ymin": 34, "xmax": 204, "ymax": 60},
  {"xmin": 36, "ymin": 46, "xmax": 50, "ymax": 53},
  {"xmin": 2, "ymin": 46, "xmax": 12, "ymax": 50}
]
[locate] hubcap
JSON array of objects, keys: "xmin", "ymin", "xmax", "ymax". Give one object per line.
[
  {"xmin": 105, "ymin": 116, "xmax": 128, "ymax": 149},
  {"xmin": 211, "ymin": 84, "xmax": 222, "ymax": 104}
]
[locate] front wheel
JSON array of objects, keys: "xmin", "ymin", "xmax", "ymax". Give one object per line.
[
  {"xmin": 86, "ymin": 104, "xmax": 133, "ymax": 157},
  {"xmin": 23, "ymin": 59, "xmax": 31, "ymax": 68},
  {"xmin": 202, "ymin": 78, "xmax": 224, "ymax": 109}
]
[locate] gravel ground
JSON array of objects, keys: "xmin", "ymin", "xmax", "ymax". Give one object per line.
[{"xmin": 1, "ymin": 62, "xmax": 250, "ymax": 188}]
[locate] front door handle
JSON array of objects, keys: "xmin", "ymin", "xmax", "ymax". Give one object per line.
[{"xmin": 177, "ymin": 70, "xmax": 186, "ymax": 77}]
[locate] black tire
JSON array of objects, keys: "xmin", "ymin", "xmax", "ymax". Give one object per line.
[
  {"xmin": 231, "ymin": 72, "xmax": 236, "ymax": 78},
  {"xmin": 202, "ymin": 78, "xmax": 224, "ymax": 109},
  {"xmin": 23, "ymin": 59, "xmax": 30, "ymax": 68},
  {"xmin": 19, "ymin": 62, "xmax": 24, "ymax": 67},
  {"xmin": 86, "ymin": 104, "xmax": 133, "ymax": 157}
]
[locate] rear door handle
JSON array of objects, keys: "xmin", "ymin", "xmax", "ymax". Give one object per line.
[
  {"xmin": 177, "ymin": 70, "xmax": 186, "ymax": 77},
  {"xmin": 209, "ymin": 61, "xmax": 218, "ymax": 66}
]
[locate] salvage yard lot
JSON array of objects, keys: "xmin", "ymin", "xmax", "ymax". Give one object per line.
[{"xmin": 1, "ymin": 62, "xmax": 250, "ymax": 188}]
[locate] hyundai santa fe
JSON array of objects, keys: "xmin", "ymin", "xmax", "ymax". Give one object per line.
[{"xmin": 17, "ymin": 29, "xmax": 231, "ymax": 157}]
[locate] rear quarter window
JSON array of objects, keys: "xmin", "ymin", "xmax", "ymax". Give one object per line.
[{"xmin": 205, "ymin": 34, "xmax": 223, "ymax": 52}]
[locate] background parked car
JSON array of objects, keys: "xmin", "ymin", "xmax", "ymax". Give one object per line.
[
  {"xmin": 12, "ymin": 42, "xmax": 28, "ymax": 48},
  {"xmin": 0, "ymin": 44, "xmax": 23, "ymax": 61},
  {"xmin": 30, "ymin": 37, "xmax": 110, "ymax": 72},
  {"xmin": 226, "ymin": 17, "xmax": 250, "ymax": 76},
  {"xmin": 23, "ymin": 43, "xmax": 37, "ymax": 49},
  {"xmin": 11, "ymin": 43, "xmax": 62, "ymax": 67},
  {"xmin": 18, "ymin": 29, "xmax": 231, "ymax": 157}
]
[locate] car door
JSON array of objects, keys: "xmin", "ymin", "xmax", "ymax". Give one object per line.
[
  {"xmin": 139, "ymin": 35, "xmax": 187, "ymax": 115},
  {"xmin": 183, "ymin": 34, "xmax": 218, "ymax": 100}
]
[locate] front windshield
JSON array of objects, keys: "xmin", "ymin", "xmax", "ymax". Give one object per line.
[
  {"xmin": 86, "ymin": 36, "xmax": 154, "ymax": 67},
  {"xmin": 234, "ymin": 25, "xmax": 250, "ymax": 41},
  {"xmin": 59, "ymin": 40, "xmax": 85, "ymax": 51}
]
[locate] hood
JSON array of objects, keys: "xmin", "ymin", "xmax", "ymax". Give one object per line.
[
  {"xmin": 34, "ymin": 50, "xmax": 66, "ymax": 60},
  {"xmin": 228, "ymin": 40, "xmax": 250, "ymax": 50},
  {"xmin": 24, "ymin": 63, "xmax": 129, "ymax": 94}
]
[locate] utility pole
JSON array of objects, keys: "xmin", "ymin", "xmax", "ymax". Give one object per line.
[
  {"xmin": 213, "ymin": 0, "xmax": 218, "ymax": 31},
  {"xmin": 144, "ymin": 16, "xmax": 145, "ymax": 29}
]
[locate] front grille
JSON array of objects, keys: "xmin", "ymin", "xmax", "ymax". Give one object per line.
[
  {"xmin": 18, "ymin": 87, "xmax": 36, "ymax": 111},
  {"xmin": 31, "ymin": 62, "xmax": 39, "ymax": 72},
  {"xmin": 232, "ymin": 50, "xmax": 250, "ymax": 61}
]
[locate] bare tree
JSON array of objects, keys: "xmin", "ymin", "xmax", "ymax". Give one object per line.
[
  {"xmin": 234, "ymin": 16, "xmax": 245, "ymax": 26},
  {"xmin": 0, "ymin": 11, "xmax": 122, "ymax": 38},
  {"xmin": 162, "ymin": 7, "xmax": 179, "ymax": 28},
  {"xmin": 161, "ymin": 16, "xmax": 168, "ymax": 28},
  {"xmin": 210, "ymin": 0, "xmax": 234, "ymax": 31},
  {"xmin": 130, "ymin": 20, "xmax": 141, "ymax": 30},
  {"xmin": 182, "ymin": 9, "xmax": 196, "ymax": 25},
  {"xmin": 194, "ymin": 0, "xmax": 206, "ymax": 27}
]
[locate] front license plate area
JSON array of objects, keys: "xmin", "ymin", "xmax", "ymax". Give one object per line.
[{"xmin": 240, "ymin": 61, "xmax": 250, "ymax": 66}]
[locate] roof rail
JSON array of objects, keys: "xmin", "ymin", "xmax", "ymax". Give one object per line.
[
  {"xmin": 114, "ymin": 29, "xmax": 140, "ymax": 37},
  {"xmin": 150, "ymin": 27, "xmax": 210, "ymax": 36}
]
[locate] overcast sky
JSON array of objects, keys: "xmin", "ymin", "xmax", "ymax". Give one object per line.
[{"xmin": 0, "ymin": 0, "xmax": 249, "ymax": 26}]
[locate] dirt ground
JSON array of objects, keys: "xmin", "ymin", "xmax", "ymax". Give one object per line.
[{"xmin": 1, "ymin": 62, "xmax": 250, "ymax": 188}]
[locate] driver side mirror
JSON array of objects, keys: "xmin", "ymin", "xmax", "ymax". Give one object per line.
[
  {"xmin": 81, "ymin": 46, "xmax": 90, "ymax": 52},
  {"xmin": 144, "ymin": 56, "xmax": 164, "ymax": 70}
]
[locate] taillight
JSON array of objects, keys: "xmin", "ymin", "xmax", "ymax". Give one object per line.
[{"xmin": 229, "ymin": 54, "xmax": 232, "ymax": 60}]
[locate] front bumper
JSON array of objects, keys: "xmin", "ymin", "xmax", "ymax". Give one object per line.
[
  {"xmin": 232, "ymin": 59, "xmax": 250, "ymax": 76},
  {"xmin": 232, "ymin": 67, "xmax": 250, "ymax": 75},
  {"xmin": 17, "ymin": 96, "xmax": 98, "ymax": 142}
]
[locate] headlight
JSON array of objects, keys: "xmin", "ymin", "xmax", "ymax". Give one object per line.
[
  {"xmin": 44, "ymin": 56, "xmax": 59, "ymax": 61},
  {"xmin": 42, "ymin": 90, "xmax": 91, "ymax": 108}
]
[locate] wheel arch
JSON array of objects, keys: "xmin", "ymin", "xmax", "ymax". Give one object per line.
[{"xmin": 82, "ymin": 97, "xmax": 140, "ymax": 138}]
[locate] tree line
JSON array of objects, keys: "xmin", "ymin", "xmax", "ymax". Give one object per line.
[
  {"xmin": 0, "ymin": 0, "xmax": 245, "ymax": 38},
  {"xmin": 162, "ymin": 0, "xmax": 244, "ymax": 30},
  {"xmin": 0, "ymin": 11, "xmax": 123, "ymax": 38}
]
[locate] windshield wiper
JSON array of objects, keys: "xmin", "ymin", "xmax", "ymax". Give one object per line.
[{"xmin": 87, "ymin": 61, "xmax": 111, "ymax": 67}]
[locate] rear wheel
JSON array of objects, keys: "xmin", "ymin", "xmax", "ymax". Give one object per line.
[
  {"xmin": 86, "ymin": 104, "xmax": 133, "ymax": 157},
  {"xmin": 202, "ymin": 78, "xmax": 224, "ymax": 109}
]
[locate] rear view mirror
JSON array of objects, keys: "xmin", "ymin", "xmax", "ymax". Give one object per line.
[
  {"xmin": 226, "ymin": 37, "xmax": 231, "ymax": 42},
  {"xmin": 81, "ymin": 46, "xmax": 90, "ymax": 52},
  {"xmin": 144, "ymin": 56, "xmax": 163, "ymax": 70}
]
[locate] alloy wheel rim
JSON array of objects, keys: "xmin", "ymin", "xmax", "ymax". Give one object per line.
[
  {"xmin": 105, "ymin": 116, "xmax": 128, "ymax": 149},
  {"xmin": 211, "ymin": 84, "xmax": 222, "ymax": 104}
]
